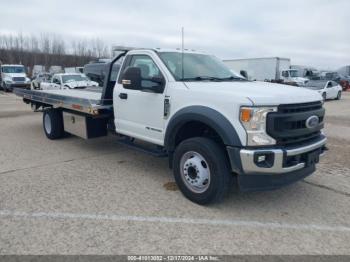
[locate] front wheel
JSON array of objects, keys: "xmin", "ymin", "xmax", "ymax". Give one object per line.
[
  {"xmin": 336, "ymin": 91, "xmax": 341, "ymax": 100},
  {"xmin": 173, "ymin": 137, "xmax": 233, "ymax": 205},
  {"xmin": 43, "ymin": 109, "xmax": 64, "ymax": 140},
  {"xmin": 3, "ymin": 83, "xmax": 8, "ymax": 92}
]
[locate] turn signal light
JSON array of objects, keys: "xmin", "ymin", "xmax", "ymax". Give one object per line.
[{"xmin": 240, "ymin": 108, "xmax": 252, "ymax": 122}]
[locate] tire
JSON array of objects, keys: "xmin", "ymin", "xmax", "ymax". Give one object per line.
[
  {"xmin": 336, "ymin": 91, "xmax": 341, "ymax": 100},
  {"xmin": 43, "ymin": 109, "xmax": 64, "ymax": 140},
  {"xmin": 173, "ymin": 137, "xmax": 233, "ymax": 205},
  {"xmin": 322, "ymin": 92, "xmax": 326, "ymax": 101}
]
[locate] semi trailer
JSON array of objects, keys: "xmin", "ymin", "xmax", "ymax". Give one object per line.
[{"xmin": 14, "ymin": 47, "xmax": 327, "ymax": 204}]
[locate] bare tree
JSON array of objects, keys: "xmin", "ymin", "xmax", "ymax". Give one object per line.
[{"xmin": 0, "ymin": 31, "xmax": 111, "ymax": 71}]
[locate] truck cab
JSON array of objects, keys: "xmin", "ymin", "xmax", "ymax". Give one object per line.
[
  {"xmin": 281, "ymin": 69, "xmax": 309, "ymax": 86},
  {"xmin": 0, "ymin": 64, "xmax": 31, "ymax": 91},
  {"xmin": 112, "ymin": 49, "xmax": 326, "ymax": 203}
]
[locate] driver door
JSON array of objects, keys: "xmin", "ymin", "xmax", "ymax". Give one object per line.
[
  {"xmin": 114, "ymin": 54, "xmax": 167, "ymax": 145},
  {"xmin": 326, "ymin": 81, "xmax": 336, "ymax": 98}
]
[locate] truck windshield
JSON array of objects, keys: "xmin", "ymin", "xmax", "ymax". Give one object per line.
[
  {"xmin": 289, "ymin": 70, "xmax": 299, "ymax": 77},
  {"xmin": 2, "ymin": 66, "xmax": 25, "ymax": 73},
  {"xmin": 158, "ymin": 52, "xmax": 243, "ymax": 81},
  {"xmin": 62, "ymin": 75, "xmax": 87, "ymax": 83}
]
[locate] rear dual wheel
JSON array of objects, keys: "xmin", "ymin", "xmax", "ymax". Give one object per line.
[
  {"xmin": 173, "ymin": 137, "xmax": 233, "ymax": 205},
  {"xmin": 43, "ymin": 109, "xmax": 64, "ymax": 140}
]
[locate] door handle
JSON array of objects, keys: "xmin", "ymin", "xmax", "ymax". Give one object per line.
[{"xmin": 119, "ymin": 93, "xmax": 128, "ymax": 99}]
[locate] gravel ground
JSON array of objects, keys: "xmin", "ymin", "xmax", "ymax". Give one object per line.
[{"xmin": 0, "ymin": 90, "xmax": 349, "ymax": 255}]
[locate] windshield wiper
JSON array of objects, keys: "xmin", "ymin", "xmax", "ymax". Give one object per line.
[
  {"xmin": 180, "ymin": 76, "xmax": 222, "ymax": 81},
  {"xmin": 217, "ymin": 76, "xmax": 246, "ymax": 81}
]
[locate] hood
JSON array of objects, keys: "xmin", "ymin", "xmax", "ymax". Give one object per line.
[
  {"xmin": 65, "ymin": 81, "xmax": 90, "ymax": 88},
  {"xmin": 290, "ymin": 77, "xmax": 309, "ymax": 84},
  {"xmin": 185, "ymin": 80, "xmax": 322, "ymax": 105}
]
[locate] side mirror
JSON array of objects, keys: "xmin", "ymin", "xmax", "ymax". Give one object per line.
[
  {"xmin": 240, "ymin": 70, "xmax": 248, "ymax": 79},
  {"xmin": 122, "ymin": 67, "xmax": 142, "ymax": 90}
]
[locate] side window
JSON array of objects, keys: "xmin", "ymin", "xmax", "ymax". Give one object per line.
[
  {"xmin": 327, "ymin": 82, "xmax": 332, "ymax": 88},
  {"xmin": 53, "ymin": 77, "xmax": 61, "ymax": 84},
  {"xmin": 121, "ymin": 55, "xmax": 164, "ymax": 91},
  {"xmin": 129, "ymin": 55, "xmax": 162, "ymax": 79},
  {"xmin": 282, "ymin": 71, "xmax": 288, "ymax": 77}
]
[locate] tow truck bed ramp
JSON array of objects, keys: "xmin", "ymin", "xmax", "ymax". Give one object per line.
[{"xmin": 14, "ymin": 88, "xmax": 113, "ymax": 115}]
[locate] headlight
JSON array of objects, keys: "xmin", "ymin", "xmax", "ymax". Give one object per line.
[
  {"xmin": 240, "ymin": 107, "xmax": 277, "ymax": 146},
  {"xmin": 25, "ymin": 77, "xmax": 31, "ymax": 83},
  {"xmin": 5, "ymin": 79, "xmax": 13, "ymax": 84}
]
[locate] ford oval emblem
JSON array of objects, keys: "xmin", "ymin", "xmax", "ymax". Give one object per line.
[{"xmin": 305, "ymin": 115, "xmax": 319, "ymax": 129}]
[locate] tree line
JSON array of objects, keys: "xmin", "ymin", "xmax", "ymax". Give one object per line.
[{"xmin": 0, "ymin": 33, "xmax": 111, "ymax": 74}]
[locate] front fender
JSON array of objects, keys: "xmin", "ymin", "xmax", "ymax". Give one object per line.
[{"xmin": 164, "ymin": 106, "xmax": 242, "ymax": 152}]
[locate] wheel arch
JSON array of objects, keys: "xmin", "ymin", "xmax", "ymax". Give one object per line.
[{"xmin": 164, "ymin": 106, "xmax": 242, "ymax": 153}]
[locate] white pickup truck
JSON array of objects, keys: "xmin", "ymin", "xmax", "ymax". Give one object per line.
[
  {"xmin": 14, "ymin": 47, "xmax": 327, "ymax": 204},
  {"xmin": 39, "ymin": 73, "xmax": 98, "ymax": 90}
]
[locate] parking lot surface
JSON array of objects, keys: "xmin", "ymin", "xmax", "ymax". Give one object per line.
[{"xmin": 0, "ymin": 91, "xmax": 349, "ymax": 255}]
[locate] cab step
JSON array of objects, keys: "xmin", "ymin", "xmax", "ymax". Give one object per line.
[{"xmin": 117, "ymin": 137, "xmax": 168, "ymax": 157}]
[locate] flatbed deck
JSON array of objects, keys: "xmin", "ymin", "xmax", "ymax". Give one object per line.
[{"xmin": 14, "ymin": 88, "xmax": 113, "ymax": 115}]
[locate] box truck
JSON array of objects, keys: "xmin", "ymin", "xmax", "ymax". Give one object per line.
[{"xmin": 223, "ymin": 57, "xmax": 309, "ymax": 86}]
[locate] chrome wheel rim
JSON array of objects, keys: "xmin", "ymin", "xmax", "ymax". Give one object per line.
[
  {"xmin": 180, "ymin": 151, "xmax": 210, "ymax": 193},
  {"xmin": 44, "ymin": 114, "xmax": 52, "ymax": 134}
]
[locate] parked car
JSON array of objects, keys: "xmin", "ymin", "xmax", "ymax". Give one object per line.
[
  {"xmin": 320, "ymin": 71, "xmax": 349, "ymax": 87},
  {"xmin": 40, "ymin": 73, "xmax": 99, "ymax": 90},
  {"xmin": 0, "ymin": 64, "xmax": 31, "ymax": 91},
  {"xmin": 303, "ymin": 80, "xmax": 342, "ymax": 100},
  {"xmin": 31, "ymin": 73, "xmax": 52, "ymax": 90}
]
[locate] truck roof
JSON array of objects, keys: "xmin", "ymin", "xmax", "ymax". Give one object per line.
[
  {"xmin": 153, "ymin": 48, "xmax": 206, "ymax": 55},
  {"xmin": 113, "ymin": 46, "xmax": 207, "ymax": 55}
]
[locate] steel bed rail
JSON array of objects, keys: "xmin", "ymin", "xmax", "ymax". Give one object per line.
[{"xmin": 14, "ymin": 88, "xmax": 113, "ymax": 116}]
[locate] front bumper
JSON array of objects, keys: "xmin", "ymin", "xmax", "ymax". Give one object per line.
[
  {"xmin": 6, "ymin": 83, "xmax": 31, "ymax": 89},
  {"xmin": 227, "ymin": 135, "xmax": 327, "ymax": 191},
  {"xmin": 240, "ymin": 136, "xmax": 327, "ymax": 174}
]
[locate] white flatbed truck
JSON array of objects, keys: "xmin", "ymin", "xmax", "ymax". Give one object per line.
[{"xmin": 14, "ymin": 47, "xmax": 327, "ymax": 204}]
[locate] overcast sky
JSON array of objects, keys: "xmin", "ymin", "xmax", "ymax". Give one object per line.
[{"xmin": 0, "ymin": 0, "xmax": 349, "ymax": 69}]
